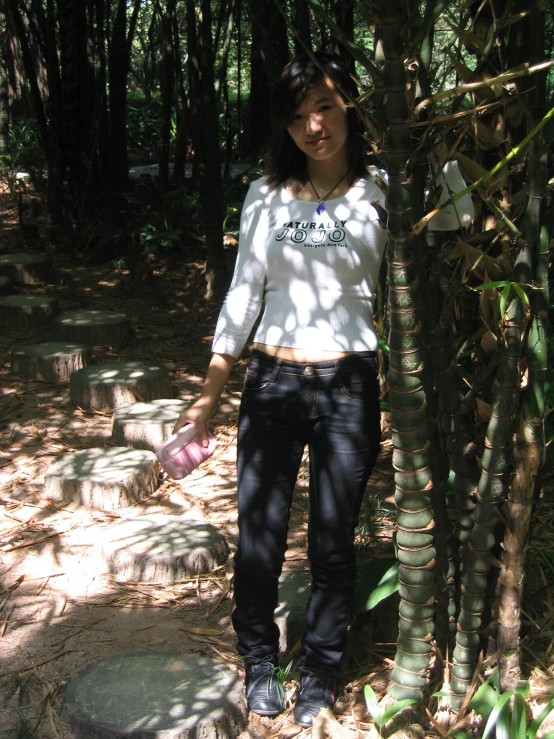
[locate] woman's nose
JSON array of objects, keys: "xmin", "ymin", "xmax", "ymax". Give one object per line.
[{"xmin": 305, "ymin": 113, "xmax": 323, "ymax": 134}]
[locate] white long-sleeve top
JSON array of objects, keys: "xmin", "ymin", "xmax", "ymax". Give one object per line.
[{"xmin": 212, "ymin": 163, "xmax": 473, "ymax": 359}]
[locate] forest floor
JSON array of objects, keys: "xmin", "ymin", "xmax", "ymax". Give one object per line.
[{"xmin": 1, "ymin": 187, "xmax": 554, "ymax": 739}]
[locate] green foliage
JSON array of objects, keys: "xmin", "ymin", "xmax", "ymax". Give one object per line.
[
  {"xmin": 277, "ymin": 659, "xmax": 293, "ymax": 683},
  {"xmin": 139, "ymin": 219, "xmax": 181, "ymax": 254},
  {"xmin": 354, "ymin": 558, "xmax": 400, "ymax": 616},
  {"xmin": 6, "ymin": 119, "xmax": 46, "ymax": 190},
  {"xmin": 364, "ymin": 684, "xmax": 417, "ymax": 734},
  {"xmin": 448, "ymin": 670, "xmax": 554, "ymax": 739},
  {"xmin": 473, "ymin": 281, "xmax": 530, "ymax": 320},
  {"xmin": 127, "ymin": 92, "xmax": 164, "ymax": 159}
]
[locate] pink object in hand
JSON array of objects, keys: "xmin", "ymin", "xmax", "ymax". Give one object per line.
[{"xmin": 156, "ymin": 424, "xmax": 216, "ymax": 480}]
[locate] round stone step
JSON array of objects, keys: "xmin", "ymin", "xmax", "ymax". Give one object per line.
[
  {"xmin": 70, "ymin": 360, "xmax": 173, "ymax": 410},
  {"xmin": 11, "ymin": 341, "xmax": 92, "ymax": 381},
  {"xmin": 0, "ymin": 252, "xmax": 55, "ymax": 284},
  {"xmin": 98, "ymin": 515, "xmax": 230, "ymax": 582},
  {"xmin": 61, "ymin": 652, "xmax": 246, "ymax": 739},
  {"xmin": 53, "ymin": 309, "xmax": 132, "ymax": 347},
  {"xmin": 0, "ymin": 275, "xmax": 12, "ymax": 295},
  {"xmin": 112, "ymin": 399, "xmax": 189, "ymax": 451},
  {"xmin": 0, "ymin": 294, "xmax": 59, "ymax": 330},
  {"xmin": 44, "ymin": 448, "xmax": 159, "ymax": 511},
  {"xmin": 275, "ymin": 569, "xmax": 312, "ymax": 653}
]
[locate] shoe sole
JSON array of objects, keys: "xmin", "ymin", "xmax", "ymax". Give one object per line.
[{"xmin": 249, "ymin": 708, "xmax": 282, "ymax": 717}]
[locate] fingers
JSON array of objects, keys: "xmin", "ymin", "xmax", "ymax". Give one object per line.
[{"xmin": 172, "ymin": 409, "xmax": 210, "ymax": 447}]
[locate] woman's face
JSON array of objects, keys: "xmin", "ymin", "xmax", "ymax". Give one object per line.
[{"xmin": 286, "ymin": 76, "xmax": 349, "ymax": 165}]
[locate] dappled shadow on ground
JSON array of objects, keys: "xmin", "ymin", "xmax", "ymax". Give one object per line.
[{"xmin": 0, "ymin": 236, "xmax": 400, "ymax": 737}]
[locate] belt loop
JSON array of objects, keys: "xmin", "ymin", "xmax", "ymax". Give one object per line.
[{"xmin": 270, "ymin": 357, "xmax": 282, "ymax": 382}]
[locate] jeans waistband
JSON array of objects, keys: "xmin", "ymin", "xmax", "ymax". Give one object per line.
[{"xmin": 249, "ymin": 348, "xmax": 377, "ymax": 376}]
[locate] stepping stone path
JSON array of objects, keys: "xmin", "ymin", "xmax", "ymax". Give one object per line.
[
  {"xmin": 11, "ymin": 341, "xmax": 92, "ymax": 381},
  {"xmin": 0, "ymin": 252, "xmax": 55, "ymax": 284},
  {"xmin": 70, "ymin": 360, "xmax": 173, "ymax": 410},
  {"xmin": 44, "ymin": 448, "xmax": 159, "ymax": 511},
  {"xmin": 0, "ymin": 276, "xmax": 12, "ymax": 295},
  {"xmin": 5, "ymin": 248, "xmax": 236, "ymax": 732},
  {"xmin": 98, "ymin": 515, "xmax": 230, "ymax": 582},
  {"xmin": 275, "ymin": 569, "xmax": 312, "ymax": 653},
  {"xmin": 54, "ymin": 309, "xmax": 132, "ymax": 346},
  {"xmin": 0, "ymin": 294, "xmax": 59, "ymax": 330},
  {"xmin": 112, "ymin": 399, "xmax": 189, "ymax": 451},
  {"xmin": 62, "ymin": 652, "xmax": 247, "ymax": 739}
]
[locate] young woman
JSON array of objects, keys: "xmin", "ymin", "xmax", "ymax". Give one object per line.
[{"xmin": 174, "ymin": 52, "xmax": 472, "ymax": 727}]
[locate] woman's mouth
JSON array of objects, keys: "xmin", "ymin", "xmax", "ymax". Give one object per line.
[{"xmin": 306, "ymin": 136, "xmax": 329, "ymax": 146}]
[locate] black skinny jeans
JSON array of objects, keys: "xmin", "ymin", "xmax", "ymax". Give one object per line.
[{"xmin": 232, "ymin": 349, "xmax": 381, "ymax": 676}]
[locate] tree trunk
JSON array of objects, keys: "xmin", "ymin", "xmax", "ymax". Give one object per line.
[
  {"xmin": 0, "ymin": 27, "xmax": 9, "ymax": 156},
  {"xmin": 6, "ymin": 0, "xmax": 48, "ymax": 152},
  {"xmin": 108, "ymin": 0, "xmax": 129, "ymax": 193},
  {"xmin": 160, "ymin": 0, "xmax": 176, "ymax": 189},
  {"xmin": 32, "ymin": 0, "xmax": 64, "ymax": 233},
  {"xmin": 379, "ymin": 0, "xmax": 436, "ymax": 703},
  {"xmin": 243, "ymin": 12, "xmax": 270, "ymax": 155},
  {"xmin": 497, "ymin": 2, "xmax": 549, "ymax": 692},
  {"xmin": 293, "ymin": 0, "xmax": 312, "ymax": 55},
  {"xmin": 186, "ymin": 0, "xmax": 227, "ymax": 298}
]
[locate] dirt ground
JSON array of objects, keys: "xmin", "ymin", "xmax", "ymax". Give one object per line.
[
  {"xmin": 3, "ymin": 189, "xmax": 554, "ymax": 739},
  {"xmin": 0, "ymin": 192, "xmax": 399, "ymax": 739}
]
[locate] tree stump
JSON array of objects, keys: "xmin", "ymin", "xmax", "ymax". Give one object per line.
[
  {"xmin": 61, "ymin": 652, "xmax": 247, "ymax": 739},
  {"xmin": 70, "ymin": 361, "xmax": 173, "ymax": 410},
  {"xmin": 53, "ymin": 309, "xmax": 132, "ymax": 347},
  {"xmin": 11, "ymin": 341, "xmax": 92, "ymax": 381},
  {"xmin": 112, "ymin": 399, "xmax": 189, "ymax": 451},
  {"xmin": 0, "ymin": 294, "xmax": 60, "ymax": 330},
  {"xmin": 44, "ymin": 448, "xmax": 159, "ymax": 511},
  {"xmin": 0, "ymin": 276, "xmax": 12, "ymax": 295},
  {"xmin": 0, "ymin": 253, "xmax": 55, "ymax": 284},
  {"xmin": 275, "ymin": 569, "xmax": 312, "ymax": 653},
  {"xmin": 98, "ymin": 515, "xmax": 230, "ymax": 582}
]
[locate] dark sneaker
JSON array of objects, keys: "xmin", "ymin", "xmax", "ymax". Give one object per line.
[
  {"xmin": 245, "ymin": 661, "xmax": 285, "ymax": 717},
  {"xmin": 294, "ymin": 673, "xmax": 336, "ymax": 728}
]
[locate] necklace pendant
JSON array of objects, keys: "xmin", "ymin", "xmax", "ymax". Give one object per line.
[{"xmin": 316, "ymin": 201, "xmax": 325, "ymax": 216}]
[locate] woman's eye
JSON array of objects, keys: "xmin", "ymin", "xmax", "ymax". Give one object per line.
[{"xmin": 319, "ymin": 105, "xmax": 331, "ymax": 113}]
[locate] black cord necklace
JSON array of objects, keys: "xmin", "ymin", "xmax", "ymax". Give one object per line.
[{"xmin": 306, "ymin": 171, "xmax": 350, "ymax": 215}]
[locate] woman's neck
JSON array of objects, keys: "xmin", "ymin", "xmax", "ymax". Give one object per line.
[{"xmin": 306, "ymin": 152, "xmax": 349, "ymax": 190}]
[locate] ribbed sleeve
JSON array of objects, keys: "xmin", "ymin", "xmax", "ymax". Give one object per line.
[{"xmin": 211, "ymin": 180, "xmax": 270, "ymax": 358}]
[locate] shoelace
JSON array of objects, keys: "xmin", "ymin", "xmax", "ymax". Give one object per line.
[{"xmin": 246, "ymin": 663, "xmax": 284, "ymax": 699}]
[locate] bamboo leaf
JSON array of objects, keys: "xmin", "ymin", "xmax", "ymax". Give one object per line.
[
  {"xmin": 496, "ymin": 701, "xmax": 511, "ymax": 739},
  {"xmin": 381, "ymin": 699, "xmax": 418, "ymax": 725},
  {"xmin": 364, "ymin": 684, "xmax": 383, "ymax": 724},
  {"xmin": 474, "ymin": 281, "xmax": 511, "ymax": 291},
  {"xmin": 411, "ymin": 104, "xmax": 554, "ymax": 235},
  {"xmin": 476, "ymin": 398, "xmax": 492, "ymax": 422},
  {"xmin": 357, "ymin": 562, "xmax": 400, "ymax": 614},
  {"xmin": 445, "ymin": 239, "xmax": 505, "ymax": 281},
  {"xmin": 526, "ymin": 697, "xmax": 554, "ymax": 739},
  {"xmin": 416, "ymin": 61, "xmax": 554, "ymax": 112},
  {"xmin": 470, "ymin": 680, "xmax": 500, "ymax": 723},
  {"xmin": 482, "ymin": 692, "xmax": 517, "ymax": 739},
  {"xmin": 512, "ymin": 283, "xmax": 530, "ymax": 308},
  {"xmin": 511, "ymin": 693, "xmax": 526, "ymax": 739},
  {"xmin": 500, "ymin": 284, "xmax": 512, "ymax": 319}
]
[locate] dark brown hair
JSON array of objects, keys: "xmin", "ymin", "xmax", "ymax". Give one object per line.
[{"xmin": 265, "ymin": 52, "xmax": 367, "ymax": 188}]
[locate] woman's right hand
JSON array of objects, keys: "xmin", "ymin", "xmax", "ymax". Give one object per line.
[
  {"xmin": 172, "ymin": 352, "xmax": 236, "ymax": 448},
  {"xmin": 173, "ymin": 396, "xmax": 217, "ymax": 448}
]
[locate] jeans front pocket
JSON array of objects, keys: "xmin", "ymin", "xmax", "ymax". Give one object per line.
[
  {"xmin": 243, "ymin": 361, "xmax": 277, "ymax": 393},
  {"xmin": 337, "ymin": 354, "xmax": 379, "ymax": 400}
]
